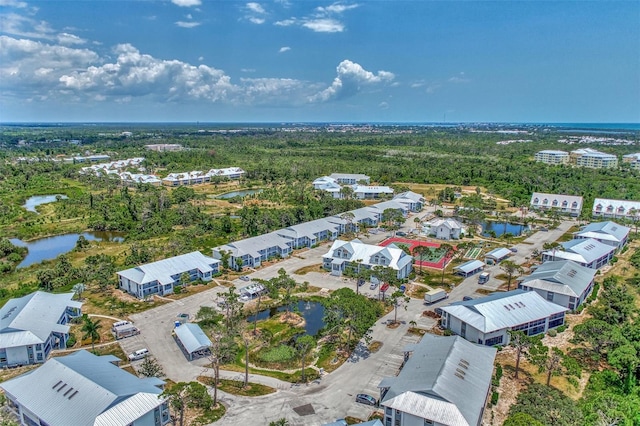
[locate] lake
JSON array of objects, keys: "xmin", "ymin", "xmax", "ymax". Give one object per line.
[
  {"xmin": 23, "ymin": 194, "xmax": 68, "ymax": 213},
  {"xmin": 250, "ymin": 300, "xmax": 326, "ymax": 336},
  {"xmin": 216, "ymin": 189, "xmax": 263, "ymax": 199},
  {"xmin": 10, "ymin": 231, "xmax": 125, "ymax": 269},
  {"xmin": 481, "ymin": 221, "xmax": 529, "ymax": 237}
]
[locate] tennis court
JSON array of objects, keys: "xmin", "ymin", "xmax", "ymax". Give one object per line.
[{"xmin": 380, "ymin": 237, "xmax": 456, "ymax": 269}]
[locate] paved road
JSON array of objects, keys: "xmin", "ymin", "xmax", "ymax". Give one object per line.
[{"xmin": 120, "ymin": 215, "xmax": 574, "ymax": 425}]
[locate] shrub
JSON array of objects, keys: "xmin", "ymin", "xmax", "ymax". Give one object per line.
[
  {"xmin": 491, "ymin": 391, "xmax": 499, "ymax": 406},
  {"xmin": 66, "ymin": 332, "xmax": 76, "ymax": 348},
  {"xmin": 556, "ymin": 325, "xmax": 568, "ymax": 333},
  {"xmin": 547, "ymin": 329, "xmax": 557, "ymax": 337},
  {"xmin": 259, "ymin": 344, "xmax": 296, "ymax": 363}
]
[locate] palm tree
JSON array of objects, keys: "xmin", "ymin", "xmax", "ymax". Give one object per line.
[
  {"xmin": 439, "ymin": 244, "xmax": 455, "ymax": 285},
  {"xmin": 413, "ymin": 216, "xmax": 422, "ymax": 230},
  {"xmin": 412, "ymin": 245, "xmax": 427, "ymax": 273},
  {"xmin": 500, "ymin": 260, "xmax": 524, "ymax": 291},
  {"xmin": 543, "ymin": 242, "xmax": 562, "ymax": 261},
  {"xmin": 81, "ymin": 315, "xmax": 102, "ymax": 352}
]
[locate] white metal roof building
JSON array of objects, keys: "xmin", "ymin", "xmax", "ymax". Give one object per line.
[
  {"xmin": 0, "ymin": 350, "xmax": 169, "ymax": 426},
  {"xmin": 323, "ymin": 239, "xmax": 413, "ymax": 280},
  {"xmin": 328, "ymin": 173, "xmax": 371, "ymax": 185},
  {"xmin": 592, "ymin": 198, "xmax": 640, "ymax": 220},
  {"xmin": 570, "ymin": 148, "xmax": 618, "ymax": 168},
  {"xmin": 529, "ymin": 192, "xmax": 583, "ymax": 216},
  {"xmin": 0, "ymin": 291, "xmax": 82, "ymax": 367},
  {"xmin": 542, "ymin": 238, "xmax": 616, "ymax": 269},
  {"xmin": 623, "ymin": 153, "xmax": 640, "ymax": 170},
  {"xmin": 174, "ymin": 323, "xmax": 212, "ymax": 361},
  {"xmin": 423, "ymin": 217, "xmax": 466, "ymax": 240},
  {"xmin": 518, "ymin": 260, "xmax": 596, "ymax": 310},
  {"xmin": 453, "ymin": 260, "xmax": 485, "ymax": 277},
  {"xmin": 118, "ymin": 251, "xmax": 220, "ymax": 299},
  {"xmin": 351, "ymin": 184, "xmax": 394, "ymax": 200},
  {"xmin": 378, "ymin": 334, "xmax": 496, "ymax": 426},
  {"xmin": 277, "ymin": 218, "xmax": 343, "ymax": 249},
  {"xmin": 484, "ymin": 247, "xmax": 512, "ymax": 265},
  {"xmin": 392, "ymin": 191, "xmax": 426, "ymax": 212},
  {"xmin": 534, "ymin": 150, "xmax": 569, "ymax": 165},
  {"xmin": 212, "ymin": 231, "xmax": 292, "ymax": 269},
  {"xmin": 441, "ymin": 290, "xmax": 568, "ymax": 347},
  {"xmin": 573, "ymin": 221, "xmax": 630, "ymax": 250}
]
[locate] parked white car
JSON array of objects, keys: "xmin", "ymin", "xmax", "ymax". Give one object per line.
[{"xmin": 128, "ymin": 348, "xmax": 149, "ymax": 361}]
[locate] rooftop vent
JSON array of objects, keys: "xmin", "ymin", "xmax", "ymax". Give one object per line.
[
  {"xmin": 68, "ymin": 390, "xmax": 79, "ymax": 400},
  {"xmin": 567, "ymin": 269, "xmax": 577, "ymax": 278},
  {"xmin": 1, "ymin": 307, "xmax": 17, "ymax": 320}
]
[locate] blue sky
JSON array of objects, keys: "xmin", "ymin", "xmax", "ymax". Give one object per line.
[{"xmin": 1, "ymin": 0, "xmax": 638, "ymax": 123}]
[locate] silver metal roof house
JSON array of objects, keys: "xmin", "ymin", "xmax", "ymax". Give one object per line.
[
  {"xmin": 0, "ymin": 291, "xmax": 82, "ymax": 367},
  {"xmin": 277, "ymin": 218, "xmax": 342, "ymax": 249},
  {"xmin": 573, "ymin": 221, "xmax": 630, "ymax": 250},
  {"xmin": 0, "ymin": 350, "xmax": 169, "ymax": 426},
  {"xmin": 212, "ymin": 231, "xmax": 292, "ymax": 269},
  {"xmin": 542, "ymin": 238, "xmax": 616, "ymax": 269},
  {"xmin": 378, "ymin": 334, "xmax": 497, "ymax": 426},
  {"xmin": 392, "ymin": 191, "xmax": 425, "ymax": 212},
  {"xmin": 174, "ymin": 323, "xmax": 212, "ymax": 361},
  {"xmin": 118, "ymin": 251, "xmax": 220, "ymax": 299},
  {"xmin": 441, "ymin": 290, "xmax": 568, "ymax": 347},
  {"xmin": 323, "ymin": 239, "xmax": 413, "ymax": 280},
  {"xmin": 518, "ymin": 260, "xmax": 596, "ymax": 310}
]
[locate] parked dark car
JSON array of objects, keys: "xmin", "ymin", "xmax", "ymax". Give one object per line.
[
  {"xmin": 396, "ymin": 231, "xmax": 407, "ymax": 237},
  {"xmin": 240, "ymin": 275, "xmax": 250, "ymax": 281},
  {"xmin": 399, "ymin": 285, "xmax": 406, "ymax": 293},
  {"xmin": 463, "ymin": 296, "xmax": 474, "ymax": 301},
  {"xmin": 355, "ymin": 393, "xmax": 377, "ymax": 406}
]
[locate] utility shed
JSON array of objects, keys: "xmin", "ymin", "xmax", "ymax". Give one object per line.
[
  {"xmin": 453, "ymin": 260, "xmax": 485, "ymax": 277},
  {"xmin": 174, "ymin": 323, "xmax": 211, "ymax": 361}
]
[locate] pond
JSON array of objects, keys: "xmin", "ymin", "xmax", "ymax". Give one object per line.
[
  {"xmin": 481, "ymin": 221, "xmax": 529, "ymax": 238},
  {"xmin": 10, "ymin": 231, "xmax": 125, "ymax": 269},
  {"xmin": 22, "ymin": 194, "xmax": 68, "ymax": 213},
  {"xmin": 216, "ymin": 189, "xmax": 263, "ymax": 199},
  {"xmin": 249, "ymin": 300, "xmax": 326, "ymax": 337}
]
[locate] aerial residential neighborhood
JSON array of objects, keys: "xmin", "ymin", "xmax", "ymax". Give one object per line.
[{"xmin": 0, "ymin": 121, "xmax": 639, "ymax": 426}]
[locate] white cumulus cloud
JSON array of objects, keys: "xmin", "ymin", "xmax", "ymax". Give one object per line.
[
  {"xmin": 278, "ymin": 46, "xmax": 291, "ymax": 53},
  {"xmin": 175, "ymin": 21, "xmax": 201, "ymax": 28},
  {"xmin": 316, "ymin": 3, "xmax": 359, "ymax": 14},
  {"xmin": 246, "ymin": 2, "xmax": 266, "ymax": 14},
  {"xmin": 171, "ymin": 0, "xmax": 201, "ymax": 7},
  {"xmin": 0, "ymin": 35, "xmax": 99, "ymax": 95},
  {"xmin": 310, "ymin": 59, "xmax": 394, "ymax": 102},
  {"xmin": 57, "ymin": 32, "xmax": 86, "ymax": 45},
  {"xmin": 58, "ymin": 43, "xmax": 233, "ymax": 102},
  {"xmin": 302, "ymin": 18, "xmax": 344, "ymax": 33}
]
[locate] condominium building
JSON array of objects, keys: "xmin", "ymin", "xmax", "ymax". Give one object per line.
[
  {"xmin": 534, "ymin": 150, "xmax": 569, "ymax": 165},
  {"xmin": 0, "ymin": 350, "xmax": 170, "ymax": 426},
  {"xmin": 529, "ymin": 192, "xmax": 583, "ymax": 216},
  {"xmin": 378, "ymin": 334, "xmax": 496, "ymax": 426},
  {"xmin": 623, "ymin": 153, "xmax": 640, "ymax": 170},
  {"xmin": 570, "ymin": 148, "xmax": 618, "ymax": 168},
  {"xmin": 592, "ymin": 198, "xmax": 640, "ymax": 220}
]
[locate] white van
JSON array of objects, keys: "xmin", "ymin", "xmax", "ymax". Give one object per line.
[
  {"xmin": 478, "ymin": 272, "xmax": 490, "ymax": 284},
  {"xmin": 128, "ymin": 348, "xmax": 149, "ymax": 361},
  {"xmin": 112, "ymin": 320, "xmax": 132, "ymax": 331}
]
